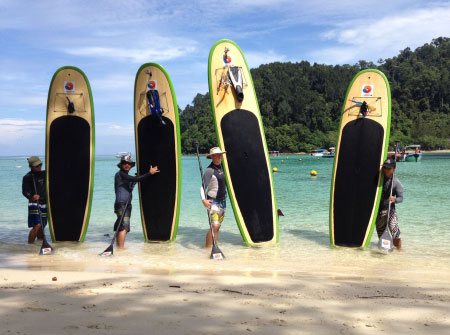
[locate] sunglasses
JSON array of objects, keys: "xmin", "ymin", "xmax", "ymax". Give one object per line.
[
  {"xmin": 32, "ymin": 164, "xmax": 43, "ymax": 168},
  {"xmin": 122, "ymin": 162, "xmax": 132, "ymax": 166}
]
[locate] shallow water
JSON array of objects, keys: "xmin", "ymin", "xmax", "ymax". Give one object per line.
[{"xmin": 1, "ymin": 154, "xmax": 449, "ymax": 281}]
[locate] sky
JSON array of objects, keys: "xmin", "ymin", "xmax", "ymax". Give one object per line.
[{"xmin": 1, "ymin": 0, "xmax": 449, "ymax": 156}]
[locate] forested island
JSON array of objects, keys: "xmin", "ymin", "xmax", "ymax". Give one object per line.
[{"xmin": 180, "ymin": 37, "xmax": 450, "ymax": 153}]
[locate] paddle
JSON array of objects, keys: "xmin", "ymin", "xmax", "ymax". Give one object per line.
[
  {"xmin": 377, "ymin": 174, "xmax": 395, "ymax": 253},
  {"xmin": 195, "ymin": 142, "xmax": 225, "ymax": 260},
  {"xmin": 100, "ymin": 181, "xmax": 136, "ymax": 256},
  {"xmin": 31, "ymin": 174, "xmax": 54, "ymax": 255}
]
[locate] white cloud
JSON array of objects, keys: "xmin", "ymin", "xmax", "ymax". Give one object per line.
[
  {"xmin": 96, "ymin": 122, "xmax": 134, "ymax": 137},
  {"xmin": 90, "ymin": 73, "xmax": 135, "ymax": 91},
  {"xmin": 64, "ymin": 46, "xmax": 196, "ymax": 63},
  {"xmin": 245, "ymin": 50, "xmax": 287, "ymax": 68},
  {"xmin": 312, "ymin": 4, "xmax": 450, "ymax": 64},
  {"xmin": 0, "ymin": 119, "xmax": 44, "ymax": 144}
]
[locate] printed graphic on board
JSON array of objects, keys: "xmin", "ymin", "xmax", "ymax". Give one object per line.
[
  {"xmin": 64, "ymin": 81, "xmax": 76, "ymax": 94},
  {"xmin": 381, "ymin": 239, "xmax": 391, "ymax": 248},
  {"xmin": 361, "ymin": 84, "xmax": 374, "ymax": 97},
  {"xmin": 223, "ymin": 53, "xmax": 234, "ymax": 66},
  {"xmin": 147, "ymin": 80, "xmax": 157, "ymax": 91}
]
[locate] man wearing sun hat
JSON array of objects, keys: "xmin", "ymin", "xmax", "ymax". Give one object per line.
[
  {"xmin": 375, "ymin": 158, "xmax": 404, "ymax": 249},
  {"xmin": 200, "ymin": 147, "xmax": 227, "ymax": 249},
  {"xmin": 22, "ymin": 156, "xmax": 46, "ymax": 243},
  {"xmin": 114, "ymin": 153, "xmax": 160, "ymax": 248}
]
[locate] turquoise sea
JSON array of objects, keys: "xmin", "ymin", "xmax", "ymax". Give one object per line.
[{"xmin": 1, "ymin": 154, "xmax": 449, "ymax": 280}]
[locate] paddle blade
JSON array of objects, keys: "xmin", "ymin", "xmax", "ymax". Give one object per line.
[
  {"xmin": 39, "ymin": 243, "xmax": 53, "ymax": 255},
  {"xmin": 377, "ymin": 229, "xmax": 394, "ymax": 253},
  {"xmin": 100, "ymin": 244, "xmax": 114, "ymax": 257},
  {"xmin": 210, "ymin": 244, "xmax": 225, "ymax": 260},
  {"xmin": 39, "ymin": 240, "xmax": 54, "ymax": 255},
  {"xmin": 277, "ymin": 209, "xmax": 284, "ymax": 217}
]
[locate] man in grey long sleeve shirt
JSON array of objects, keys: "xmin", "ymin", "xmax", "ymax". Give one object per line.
[
  {"xmin": 114, "ymin": 154, "xmax": 159, "ymax": 248},
  {"xmin": 375, "ymin": 158, "xmax": 404, "ymax": 249}
]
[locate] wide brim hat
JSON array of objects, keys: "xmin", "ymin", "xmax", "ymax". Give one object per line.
[
  {"xmin": 117, "ymin": 154, "xmax": 136, "ymax": 168},
  {"xmin": 382, "ymin": 158, "xmax": 396, "ymax": 169},
  {"xmin": 27, "ymin": 156, "xmax": 42, "ymax": 167},
  {"xmin": 206, "ymin": 147, "xmax": 226, "ymax": 159}
]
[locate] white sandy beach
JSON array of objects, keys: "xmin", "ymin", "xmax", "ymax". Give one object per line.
[{"xmin": 1, "ymin": 263, "xmax": 449, "ymax": 335}]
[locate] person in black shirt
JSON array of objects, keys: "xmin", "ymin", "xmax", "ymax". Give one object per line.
[
  {"xmin": 22, "ymin": 156, "xmax": 46, "ymax": 243},
  {"xmin": 375, "ymin": 158, "xmax": 404, "ymax": 249},
  {"xmin": 114, "ymin": 154, "xmax": 159, "ymax": 248}
]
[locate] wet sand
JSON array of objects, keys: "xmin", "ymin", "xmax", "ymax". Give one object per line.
[{"xmin": 1, "ymin": 264, "xmax": 449, "ymax": 334}]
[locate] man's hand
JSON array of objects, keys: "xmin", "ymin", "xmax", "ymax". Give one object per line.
[
  {"xmin": 31, "ymin": 194, "xmax": 40, "ymax": 201},
  {"xmin": 202, "ymin": 199, "xmax": 212, "ymax": 209},
  {"xmin": 149, "ymin": 165, "xmax": 160, "ymax": 175}
]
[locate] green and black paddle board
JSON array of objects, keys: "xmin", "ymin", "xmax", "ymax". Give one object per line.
[
  {"xmin": 208, "ymin": 39, "xmax": 278, "ymax": 246},
  {"xmin": 45, "ymin": 66, "xmax": 95, "ymax": 242},
  {"xmin": 330, "ymin": 69, "xmax": 391, "ymax": 248},
  {"xmin": 134, "ymin": 63, "xmax": 181, "ymax": 242}
]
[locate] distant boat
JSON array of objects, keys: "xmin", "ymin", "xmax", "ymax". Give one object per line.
[
  {"xmin": 311, "ymin": 149, "xmax": 326, "ymax": 157},
  {"xmin": 323, "ymin": 147, "xmax": 335, "ymax": 158},
  {"xmin": 269, "ymin": 150, "xmax": 280, "ymax": 156},
  {"xmin": 388, "ymin": 144, "xmax": 422, "ymax": 162},
  {"xmin": 116, "ymin": 151, "xmax": 131, "ymax": 158},
  {"xmin": 403, "ymin": 145, "xmax": 422, "ymax": 162}
]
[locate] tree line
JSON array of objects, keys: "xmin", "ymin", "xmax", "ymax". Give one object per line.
[{"xmin": 180, "ymin": 37, "xmax": 450, "ymax": 153}]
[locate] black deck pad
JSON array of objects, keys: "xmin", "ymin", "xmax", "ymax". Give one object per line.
[
  {"xmin": 221, "ymin": 109, "xmax": 273, "ymax": 243},
  {"xmin": 333, "ymin": 118, "xmax": 384, "ymax": 247},
  {"xmin": 137, "ymin": 115, "xmax": 176, "ymax": 241},
  {"xmin": 49, "ymin": 116, "xmax": 90, "ymax": 241}
]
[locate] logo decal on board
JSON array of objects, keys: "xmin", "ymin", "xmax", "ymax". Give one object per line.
[
  {"xmin": 381, "ymin": 239, "xmax": 391, "ymax": 248},
  {"xmin": 64, "ymin": 81, "xmax": 75, "ymax": 93},
  {"xmin": 147, "ymin": 80, "xmax": 157, "ymax": 90},
  {"xmin": 361, "ymin": 84, "xmax": 373, "ymax": 97},
  {"xmin": 223, "ymin": 54, "xmax": 233, "ymax": 66}
]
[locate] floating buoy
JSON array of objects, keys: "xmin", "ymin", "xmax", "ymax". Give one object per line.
[
  {"xmin": 310, "ymin": 170, "xmax": 317, "ymax": 176},
  {"xmin": 298, "ymin": 159, "xmax": 302, "ymax": 161},
  {"xmin": 273, "ymin": 167, "xmax": 278, "ymax": 172},
  {"xmin": 281, "ymin": 160, "xmax": 284, "ymax": 163},
  {"xmin": 15, "ymin": 166, "xmax": 22, "ymax": 168}
]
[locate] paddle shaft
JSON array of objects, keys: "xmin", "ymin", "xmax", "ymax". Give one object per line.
[
  {"xmin": 110, "ymin": 181, "xmax": 136, "ymax": 247},
  {"xmin": 195, "ymin": 144, "xmax": 219, "ymax": 248},
  {"xmin": 385, "ymin": 174, "xmax": 395, "ymax": 233},
  {"xmin": 31, "ymin": 173, "xmax": 53, "ymax": 253}
]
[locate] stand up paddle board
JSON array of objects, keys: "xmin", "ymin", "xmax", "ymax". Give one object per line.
[
  {"xmin": 134, "ymin": 63, "xmax": 181, "ymax": 242},
  {"xmin": 330, "ymin": 69, "xmax": 391, "ymax": 248},
  {"xmin": 46, "ymin": 66, "xmax": 95, "ymax": 242},
  {"xmin": 208, "ymin": 39, "xmax": 278, "ymax": 246}
]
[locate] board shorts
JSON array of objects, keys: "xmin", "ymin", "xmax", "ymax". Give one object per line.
[
  {"xmin": 376, "ymin": 208, "xmax": 401, "ymax": 239},
  {"xmin": 28, "ymin": 203, "xmax": 47, "ymax": 228},
  {"xmin": 208, "ymin": 198, "xmax": 226, "ymax": 226},
  {"xmin": 114, "ymin": 202, "xmax": 132, "ymax": 232}
]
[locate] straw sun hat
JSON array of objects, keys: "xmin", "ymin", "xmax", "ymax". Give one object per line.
[{"xmin": 206, "ymin": 147, "xmax": 226, "ymax": 159}]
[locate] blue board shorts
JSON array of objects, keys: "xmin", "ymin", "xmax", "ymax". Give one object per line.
[
  {"xmin": 114, "ymin": 202, "xmax": 131, "ymax": 232},
  {"xmin": 28, "ymin": 203, "xmax": 47, "ymax": 228},
  {"xmin": 208, "ymin": 198, "xmax": 226, "ymax": 226}
]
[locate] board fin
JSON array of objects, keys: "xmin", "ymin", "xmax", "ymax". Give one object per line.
[{"xmin": 229, "ymin": 66, "xmax": 244, "ymax": 102}]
